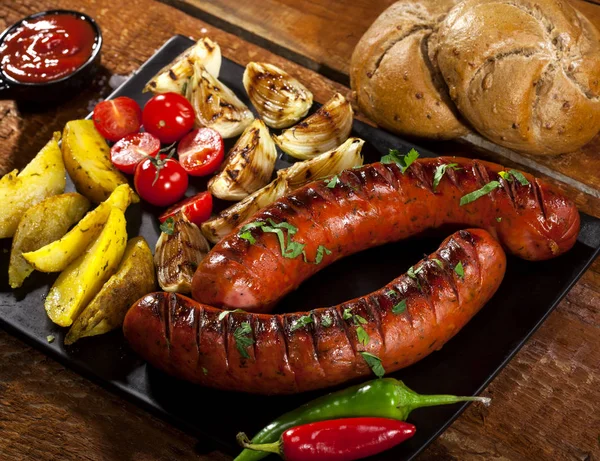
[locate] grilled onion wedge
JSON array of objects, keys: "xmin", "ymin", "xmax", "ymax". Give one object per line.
[
  {"xmin": 201, "ymin": 137, "xmax": 364, "ymax": 243},
  {"xmin": 208, "ymin": 119, "xmax": 277, "ymax": 201},
  {"xmin": 243, "ymin": 62, "xmax": 313, "ymax": 129},
  {"xmin": 187, "ymin": 62, "xmax": 254, "ymax": 138},
  {"xmin": 155, "ymin": 213, "xmax": 210, "ymax": 294},
  {"xmin": 144, "ymin": 37, "xmax": 221, "ymax": 94},
  {"xmin": 273, "ymin": 92, "xmax": 353, "ymax": 160}
]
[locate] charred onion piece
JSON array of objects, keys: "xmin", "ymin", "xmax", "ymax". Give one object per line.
[
  {"xmin": 186, "ymin": 62, "xmax": 254, "ymax": 138},
  {"xmin": 144, "ymin": 37, "xmax": 221, "ymax": 95},
  {"xmin": 154, "ymin": 213, "xmax": 210, "ymax": 294},
  {"xmin": 208, "ymin": 119, "xmax": 277, "ymax": 201},
  {"xmin": 243, "ymin": 62, "xmax": 313, "ymax": 129},
  {"xmin": 273, "ymin": 92, "xmax": 353, "ymax": 160}
]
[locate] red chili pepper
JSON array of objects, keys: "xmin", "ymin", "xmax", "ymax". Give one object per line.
[{"xmin": 236, "ymin": 417, "xmax": 416, "ymax": 461}]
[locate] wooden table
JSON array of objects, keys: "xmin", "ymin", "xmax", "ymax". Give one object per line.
[{"xmin": 0, "ymin": 1, "xmax": 598, "ymax": 460}]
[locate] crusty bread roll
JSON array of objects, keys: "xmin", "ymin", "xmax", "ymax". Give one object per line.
[
  {"xmin": 350, "ymin": 0, "xmax": 469, "ymax": 140},
  {"xmin": 430, "ymin": 0, "xmax": 600, "ymax": 155}
]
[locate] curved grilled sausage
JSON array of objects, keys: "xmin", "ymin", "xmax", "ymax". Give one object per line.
[
  {"xmin": 124, "ymin": 229, "xmax": 506, "ymax": 395},
  {"xmin": 192, "ymin": 157, "xmax": 579, "ymax": 313}
]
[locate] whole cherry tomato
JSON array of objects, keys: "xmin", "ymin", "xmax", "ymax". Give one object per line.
[
  {"xmin": 93, "ymin": 96, "xmax": 142, "ymax": 142},
  {"xmin": 142, "ymin": 92, "xmax": 195, "ymax": 143},
  {"xmin": 159, "ymin": 191, "xmax": 213, "ymax": 227},
  {"xmin": 134, "ymin": 156, "xmax": 189, "ymax": 207},
  {"xmin": 177, "ymin": 127, "xmax": 225, "ymax": 177},
  {"xmin": 110, "ymin": 132, "xmax": 161, "ymax": 174}
]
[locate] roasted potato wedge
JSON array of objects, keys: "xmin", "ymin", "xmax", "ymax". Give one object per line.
[
  {"xmin": 64, "ymin": 236, "xmax": 155, "ymax": 345},
  {"xmin": 23, "ymin": 183, "xmax": 136, "ymax": 273},
  {"xmin": 0, "ymin": 132, "xmax": 66, "ymax": 238},
  {"xmin": 62, "ymin": 120, "xmax": 137, "ymax": 204},
  {"xmin": 45, "ymin": 207, "xmax": 128, "ymax": 327},
  {"xmin": 9, "ymin": 193, "xmax": 90, "ymax": 288}
]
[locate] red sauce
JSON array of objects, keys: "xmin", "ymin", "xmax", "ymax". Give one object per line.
[{"xmin": 0, "ymin": 14, "xmax": 97, "ymax": 84}]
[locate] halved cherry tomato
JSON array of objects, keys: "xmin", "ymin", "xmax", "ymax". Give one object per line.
[
  {"xmin": 110, "ymin": 132, "xmax": 161, "ymax": 174},
  {"xmin": 142, "ymin": 92, "xmax": 195, "ymax": 144},
  {"xmin": 177, "ymin": 127, "xmax": 225, "ymax": 177},
  {"xmin": 93, "ymin": 96, "xmax": 142, "ymax": 142},
  {"xmin": 159, "ymin": 191, "xmax": 213, "ymax": 226},
  {"xmin": 134, "ymin": 157, "xmax": 189, "ymax": 207}
]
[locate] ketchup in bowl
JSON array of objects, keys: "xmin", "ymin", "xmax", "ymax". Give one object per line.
[{"xmin": 0, "ymin": 13, "xmax": 97, "ymax": 84}]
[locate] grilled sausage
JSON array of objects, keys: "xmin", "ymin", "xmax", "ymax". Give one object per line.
[
  {"xmin": 124, "ymin": 229, "xmax": 506, "ymax": 395},
  {"xmin": 191, "ymin": 157, "xmax": 579, "ymax": 313}
]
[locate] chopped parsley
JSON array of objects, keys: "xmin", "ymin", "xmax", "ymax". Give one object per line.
[
  {"xmin": 360, "ymin": 352, "xmax": 385, "ymax": 378},
  {"xmin": 386, "ymin": 289, "xmax": 397, "ymax": 297},
  {"xmin": 239, "ymin": 219, "xmax": 330, "ymax": 264},
  {"xmin": 380, "ymin": 148, "xmax": 419, "ymax": 174},
  {"xmin": 432, "ymin": 258, "xmax": 444, "ymax": 269},
  {"xmin": 432, "ymin": 163, "xmax": 459, "ymax": 191},
  {"xmin": 46, "ymin": 335, "xmax": 55, "ymax": 343},
  {"xmin": 342, "ymin": 308, "xmax": 353, "ymax": 320},
  {"xmin": 509, "ymin": 169, "xmax": 530, "ymax": 185},
  {"xmin": 233, "ymin": 322, "xmax": 254, "ymax": 359},
  {"xmin": 356, "ymin": 327, "xmax": 370, "ymax": 346},
  {"xmin": 459, "ymin": 181, "xmax": 501, "ymax": 206},
  {"xmin": 325, "ymin": 175, "xmax": 340, "ymax": 188},
  {"xmin": 454, "ymin": 261, "xmax": 465, "ymax": 279},
  {"xmin": 160, "ymin": 217, "xmax": 175, "ymax": 235},
  {"xmin": 202, "ymin": 367, "xmax": 208, "ymax": 375},
  {"xmin": 496, "ymin": 217, "xmax": 502, "ymax": 222},
  {"xmin": 290, "ymin": 314, "xmax": 313, "ymax": 332},
  {"xmin": 321, "ymin": 313, "xmax": 333, "ymax": 328},
  {"xmin": 218, "ymin": 308, "xmax": 246, "ymax": 321},
  {"xmin": 392, "ymin": 299, "xmax": 407, "ymax": 314}
]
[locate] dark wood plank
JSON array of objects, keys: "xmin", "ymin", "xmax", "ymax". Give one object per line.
[
  {"xmin": 0, "ymin": 1, "xmax": 599, "ymax": 461},
  {"xmin": 168, "ymin": 0, "xmax": 600, "ymax": 217}
]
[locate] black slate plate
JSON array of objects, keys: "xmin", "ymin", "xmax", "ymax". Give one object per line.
[{"xmin": 1, "ymin": 35, "xmax": 599, "ymax": 460}]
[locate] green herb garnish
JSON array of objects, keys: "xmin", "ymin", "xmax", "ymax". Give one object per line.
[
  {"xmin": 325, "ymin": 175, "xmax": 340, "ymax": 188},
  {"xmin": 290, "ymin": 314, "xmax": 313, "ymax": 332},
  {"xmin": 218, "ymin": 308, "xmax": 246, "ymax": 322},
  {"xmin": 238, "ymin": 221, "xmax": 266, "ymax": 244},
  {"xmin": 496, "ymin": 217, "xmax": 502, "ymax": 222},
  {"xmin": 432, "ymin": 163, "xmax": 459, "ymax": 191},
  {"xmin": 392, "ymin": 299, "xmax": 407, "ymax": 314},
  {"xmin": 160, "ymin": 217, "xmax": 175, "ymax": 235},
  {"xmin": 356, "ymin": 326, "xmax": 370, "ymax": 346},
  {"xmin": 342, "ymin": 308, "xmax": 353, "ymax": 320},
  {"xmin": 386, "ymin": 289, "xmax": 397, "ymax": 297},
  {"xmin": 509, "ymin": 169, "xmax": 530, "ymax": 185},
  {"xmin": 321, "ymin": 313, "xmax": 333, "ymax": 328},
  {"xmin": 312, "ymin": 245, "xmax": 332, "ymax": 264},
  {"xmin": 454, "ymin": 261, "xmax": 465, "ymax": 279},
  {"xmin": 202, "ymin": 367, "xmax": 208, "ymax": 375},
  {"xmin": 233, "ymin": 322, "xmax": 254, "ymax": 359},
  {"xmin": 459, "ymin": 181, "xmax": 501, "ymax": 206},
  {"xmin": 381, "ymin": 148, "xmax": 419, "ymax": 174},
  {"xmin": 432, "ymin": 258, "xmax": 444, "ymax": 269},
  {"xmin": 354, "ymin": 314, "xmax": 368, "ymax": 325},
  {"xmin": 46, "ymin": 335, "xmax": 55, "ymax": 343},
  {"xmin": 360, "ymin": 352, "xmax": 385, "ymax": 378}
]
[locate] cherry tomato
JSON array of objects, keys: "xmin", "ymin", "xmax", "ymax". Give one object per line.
[
  {"xmin": 142, "ymin": 92, "xmax": 195, "ymax": 143},
  {"xmin": 177, "ymin": 127, "xmax": 225, "ymax": 177},
  {"xmin": 93, "ymin": 96, "xmax": 142, "ymax": 142},
  {"xmin": 134, "ymin": 157, "xmax": 189, "ymax": 207},
  {"xmin": 159, "ymin": 191, "xmax": 213, "ymax": 226},
  {"xmin": 110, "ymin": 132, "xmax": 161, "ymax": 174}
]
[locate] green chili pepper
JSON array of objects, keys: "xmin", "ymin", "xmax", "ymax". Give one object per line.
[{"xmin": 233, "ymin": 378, "xmax": 490, "ymax": 461}]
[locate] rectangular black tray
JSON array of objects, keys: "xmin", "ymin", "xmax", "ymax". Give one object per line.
[{"xmin": 1, "ymin": 35, "xmax": 599, "ymax": 460}]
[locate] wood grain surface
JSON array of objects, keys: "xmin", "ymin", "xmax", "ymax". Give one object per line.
[
  {"xmin": 0, "ymin": 0, "xmax": 599, "ymax": 461},
  {"xmin": 169, "ymin": 0, "xmax": 600, "ymax": 215}
]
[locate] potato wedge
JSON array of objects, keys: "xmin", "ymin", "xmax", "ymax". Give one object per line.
[
  {"xmin": 62, "ymin": 120, "xmax": 138, "ymax": 204},
  {"xmin": 23, "ymin": 183, "xmax": 136, "ymax": 273},
  {"xmin": 64, "ymin": 236, "xmax": 156, "ymax": 344},
  {"xmin": 0, "ymin": 132, "xmax": 66, "ymax": 238},
  {"xmin": 45, "ymin": 207, "xmax": 128, "ymax": 327},
  {"xmin": 9, "ymin": 193, "xmax": 90, "ymax": 288}
]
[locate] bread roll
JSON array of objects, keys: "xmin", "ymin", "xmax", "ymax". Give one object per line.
[
  {"xmin": 431, "ymin": 0, "xmax": 600, "ymax": 155},
  {"xmin": 350, "ymin": 0, "xmax": 468, "ymax": 140}
]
